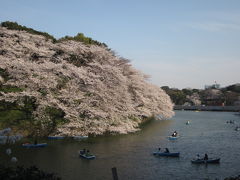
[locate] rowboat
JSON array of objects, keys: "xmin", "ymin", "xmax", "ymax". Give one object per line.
[
  {"xmin": 79, "ymin": 153, "xmax": 96, "ymax": 159},
  {"xmin": 79, "ymin": 150, "xmax": 95, "ymax": 159},
  {"xmin": 153, "ymin": 152, "xmax": 180, "ymax": 157},
  {"xmin": 48, "ymin": 136, "xmax": 65, "ymax": 140},
  {"xmin": 191, "ymin": 158, "xmax": 220, "ymax": 164},
  {"xmin": 168, "ymin": 136, "xmax": 179, "ymax": 140},
  {"xmin": 22, "ymin": 143, "xmax": 47, "ymax": 148},
  {"xmin": 72, "ymin": 136, "xmax": 88, "ymax": 140}
]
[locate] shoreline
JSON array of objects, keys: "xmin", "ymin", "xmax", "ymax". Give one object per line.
[{"xmin": 174, "ymin": 105, "xmax": 240, "ymax": 112}]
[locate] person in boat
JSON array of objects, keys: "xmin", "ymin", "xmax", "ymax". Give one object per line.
[
  {"xmin": 172, "ymin": 131, "xmax": 178, "ymax": 137},
  {"xmin": 164, "ymin": 148, "xmax": 170, "ymax": 153},
  {"xmin": 196, "ymin": 154, "xmax": 200, "ymax": 160},
  {"xmin": 158, "ymin": 148, "xmax": 161, "ymax": 151},
  {"xmin": 204, "ymin": 153, "xmax": 208, "ymax": 160},
  {"xmin": 229, "ymin": 120, "xmax": 235, "ymax": 124},
  {"xmin": 80, "ymin": 148, "xmax": 86, "ymax": 155},
  {"xmin": 86, "ymin": 150, "xmax": 90, "ymax": 156}
]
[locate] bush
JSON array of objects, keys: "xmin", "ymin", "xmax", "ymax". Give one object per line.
[
  {"xmin": 1, "ymin": 21, "xmax": 57, "ymax": 43},
  {"xmin": 45, "ymin": 106, "xmax": 69, "ymax": 126},
  {"xmin": 1, "ymin": 21, "xmax": 107, "ymax": 47},
  {"xmin": 58, "ymin": 33, "xmax": 107, "ymax": 47},
  {"xmin": 0, "ymin": 165, "xmax": 61, "ymax": 180},
  {"xmin": 0, "ymin": 96, "xmax": 37, "ymax": 134}
]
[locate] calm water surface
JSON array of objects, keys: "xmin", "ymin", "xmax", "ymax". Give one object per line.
[{"xmin": 3, "ymin": 111, "xmax": 240, "ymax": 180}]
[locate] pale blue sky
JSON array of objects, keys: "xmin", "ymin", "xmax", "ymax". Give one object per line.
[{"xmin": 1, "ymin": 0, "xmax": 239, "ymax": 89}]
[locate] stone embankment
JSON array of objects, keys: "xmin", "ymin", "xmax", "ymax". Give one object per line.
[{"xmin": 174, "ymin": 105, "xmax": 240, "ymax": 112}]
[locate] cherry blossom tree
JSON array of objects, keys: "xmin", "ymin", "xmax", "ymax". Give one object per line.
[{"xmin": 0, "ymin": 26, "xmax": 174, "ymax": 136}]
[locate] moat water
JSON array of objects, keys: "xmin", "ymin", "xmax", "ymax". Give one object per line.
[{"xmin": 2, "ymin": 111, "xmax": 240, "ymax": 180}]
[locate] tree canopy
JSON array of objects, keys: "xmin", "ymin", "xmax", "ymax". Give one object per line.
[
  {"xmin": 1, "ymin": 21, "xmax": 57, "ymax": 42},
  {"xmin": 1, "ymin": 21, "xmax": 107, "ymax": 47}
]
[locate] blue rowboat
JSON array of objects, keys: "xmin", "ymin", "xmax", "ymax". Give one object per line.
[
  {"xmin": 79, "ymin": 154, "xmax": 96, "ymax": 159},
  {"xmin": 48, "ymin": 136, "xmax": 65, "ymax": 140},
  {"xmin": 79, "ymin": 150, "xmax": 95, "ymax": 159},
  {"xmin": 191, "ymin": 158, "xmax": 220, "ymax": 164},
  {"xmin": 168, "ymin": 136, "xmax": 179, "ymax": 140},
  {"xmin": 153, "ymin": 152, "xmax": 180, "ymax": 157},
  {"xmin": 22, "ymin": 143, "xmax": 47, "ymax": 148}
]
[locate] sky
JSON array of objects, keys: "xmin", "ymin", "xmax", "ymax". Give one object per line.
[{"xmin": 0, "ymin": 0, "xmax": 239, "ymax": 89}]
